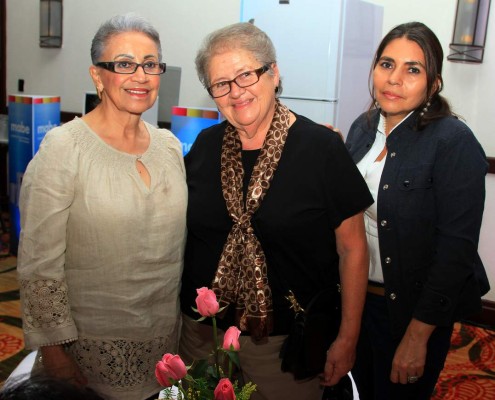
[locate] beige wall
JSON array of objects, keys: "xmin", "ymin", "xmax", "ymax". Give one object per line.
[{"xmin": 6, "ymin": 0, "xmax": 239, "ymax": 112}]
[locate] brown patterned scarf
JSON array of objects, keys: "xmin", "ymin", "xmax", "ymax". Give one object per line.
[{"xmin": 211, "ymin": 100, "xmax": 290, "ymax": 340}]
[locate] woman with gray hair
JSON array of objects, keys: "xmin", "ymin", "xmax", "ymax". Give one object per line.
[
  {"xmin": 17, "ymin": 14, "xmax": 187, "ymax": 400},
  {"xmin": 179, "ymin": 22, "xmax": 372, "ymax": 399}
]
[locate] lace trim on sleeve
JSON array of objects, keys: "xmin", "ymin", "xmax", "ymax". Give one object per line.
[
  {"xmin": 68, "ymin": 334, "xmax": 177, "ymax": 390},
  {"xmin": 20, "ymin": 279, "xmax": 74, "ymax": 333}
]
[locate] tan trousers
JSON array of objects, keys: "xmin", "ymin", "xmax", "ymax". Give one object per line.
[{"xmin": 179, "ymin": 314, "xmax": 324, "ymax": 400}]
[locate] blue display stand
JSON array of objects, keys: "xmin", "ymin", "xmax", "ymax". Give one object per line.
[
  {"xmin": 8, "ymin": 94, "xmax": 60, "ymax": 254},
  {"xmin": 171, "ymin": 106, "xmax": 222, "ymax": 155}
]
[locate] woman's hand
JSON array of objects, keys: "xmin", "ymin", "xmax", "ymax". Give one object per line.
[
  {"xmin": 319, "ymin": 212, "xmax": 367, "ymax": 386},
  {"xmin": 40, "ymin": 345, "xmax": 88, "ymax": 387},
  {"xmin": 321, "ymin": 212, "xmax": 369, "ymax": 386},
  {"xmin": 322, "ymin": 336, "xmax": 356, "ymax": 386},
  {"xmin": 321, "ymin": 212, "xmax": 368, "ymax": 386},
  {"xmin": 390, "ymin": 319, "xmax": 435, "ymax": 384}
]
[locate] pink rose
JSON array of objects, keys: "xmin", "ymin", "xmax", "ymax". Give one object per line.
[
  {"xmin": 222, "ymin": 326, "xmax": 241, "ymax": 351},
  {"xmin": 195, "ymin": 287, "xmax": 220, "ymax": 317},
  {"xmin": 155, "ymin": 353, "xmax": 187, "ymax": 387},
  {"xmin": 214, "ymin": 378, "xmax": 236, "ymax": 400}
]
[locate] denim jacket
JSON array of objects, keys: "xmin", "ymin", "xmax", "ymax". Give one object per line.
[{"xmin": 346, "ymin": 109, "xmax": 490, "ymax": 338}]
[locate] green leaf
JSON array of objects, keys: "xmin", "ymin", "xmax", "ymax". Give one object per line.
[
  {"xmin": 225, "ymin": 350, "xmax": 241, "ymax": 368},
  {"xmin": 188, "ymin": 359, "xmax": 209, "ymax": 379},
  {"xmin": 206, "ymin": 364, "xmax": 218, "ymax": 380},
  {"xmin": 218, "ymin": 304, "xmax": 229, "ymax": 313}
]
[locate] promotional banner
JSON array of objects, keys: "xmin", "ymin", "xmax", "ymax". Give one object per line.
[
  {"xmin": 8, "ymin": 95, "xmax": 60, "ymax": 254},
  {"xmin": 171, "ymin": 106, "xmax": 222, "ymax": 155}
]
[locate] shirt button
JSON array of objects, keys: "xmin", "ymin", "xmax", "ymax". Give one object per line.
[
  {"xmin": 390, "ymin": 152, "xmax": 396, "ymax": 158},
  {"xmin": 403, "ymin": 180, "xmax": 411, "ymax": 188},
  {"xmin": 383, "ymin": 184, "xmax": 389, "ymax": 190},
  {"xmin": 380, "ymin": 220, "xmax": 388, "ymax": 227},
  {"xmin": 389, "ymin": 293, "xmax": 397, "ymax": 300},
  {"xmin": 384, "ymin": 257, "xmax": 392, "ymax": 264}
]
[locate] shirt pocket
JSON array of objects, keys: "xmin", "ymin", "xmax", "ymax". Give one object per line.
[{"xmin": 397, "ymin": 165, "xmax": 434, "ymax": 219}]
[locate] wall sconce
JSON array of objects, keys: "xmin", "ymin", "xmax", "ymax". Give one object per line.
[
  {"xmin": 448, "ymin": 0, "xmax": 491, "ymax": 63},
  {"xmin": 40, "ymin": 0, "xmax": 63, "ymax": 48}
]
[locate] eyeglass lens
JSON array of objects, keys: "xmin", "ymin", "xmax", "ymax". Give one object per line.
[
  {"xmin": 209, "ymin": 65, "xmax": 269, "ymax": 98},
  {"xmin": 114, "ymin": 62, "xmax": 164, "ymax": 74},
  {"xmin": 97, "ymin": 61, "xmax": 166, "ymax": 75}
]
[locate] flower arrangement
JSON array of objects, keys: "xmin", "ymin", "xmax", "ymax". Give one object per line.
[{"xmin": 155, "ymin": 287, "xmax": 256, "ymax": 400}]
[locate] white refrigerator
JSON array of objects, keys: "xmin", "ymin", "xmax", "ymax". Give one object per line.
[{"xmin": 240, "ymin": 0, "xmax": 383, "ymax": 137}]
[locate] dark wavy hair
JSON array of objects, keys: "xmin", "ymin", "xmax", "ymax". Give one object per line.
[
  {"xmin": 0, "ymin": 375, "xmax": 104, "ymax": 400},
  {"xmin": 368, "ymin": 22, "xmax": 454, "ymax": 129}
]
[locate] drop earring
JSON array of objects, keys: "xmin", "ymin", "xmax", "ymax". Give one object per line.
[{"xmin": 419, "ymin": 100, "xmax": 431, "ymax": 117}]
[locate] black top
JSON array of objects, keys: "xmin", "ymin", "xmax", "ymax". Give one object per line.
[
  {"xmin": 346, "ymin": 109, "xmax": 490, "ymax": 338},
  {"xmin": 181, "ymin": 113, "xmax": 374, "ymax": 334}
]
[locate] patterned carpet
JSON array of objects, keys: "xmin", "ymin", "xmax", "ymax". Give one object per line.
[
  {"xmin": 0, "ymin": 216, "xmax": 494, "ymax": 397},
  {"xmin": 431, "ymin": 322, "xmax": 495, "ymax": 399},
  {"xmin": 0, "ymin": 254, "xmax": 30, "ymax": 387}
]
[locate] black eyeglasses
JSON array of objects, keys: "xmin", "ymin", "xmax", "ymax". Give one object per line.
[
  {"xmin": 96, "ymin": 61, "xmax": 166, "ymax": 75},
  {"xmin": 207, "ymin": 64, "xmax": 271, "ymax": 98}
]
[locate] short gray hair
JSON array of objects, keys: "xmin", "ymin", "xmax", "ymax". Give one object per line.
[
  {"xmin": 195, "ymin": 22, "xmax": 278, "ymax": 89},
  {"xmin": 90, "ymin": 13, "xmax": 162, "ymax": 64}
]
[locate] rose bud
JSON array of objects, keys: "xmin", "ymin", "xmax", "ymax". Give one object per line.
[
  {"xmin": 214, "ymin": 377, "xmax": 236, "ymax": 400},
  {"xmin": 195, "ymin": 287, "xmax": 220, "ymax": 317},
  {"xmin": 155, "ymin": 353, "xmax": 187, "ymax": 387},
  {"xmin": 223, "ymin": 326, "xmax": 241, "ymax": 351}
]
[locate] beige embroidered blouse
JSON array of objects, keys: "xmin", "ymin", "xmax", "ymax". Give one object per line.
[{"xmin": 17, "ymin": 118, "xmax": 187, "ymax": 400}]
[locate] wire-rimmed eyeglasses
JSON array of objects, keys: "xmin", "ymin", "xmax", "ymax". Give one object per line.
[
  {"xmin": 207, "ymin": 64, "xmax": 271, "ymax": 98},
  {"xmin": 96, "ymin": 61, "xmax": 167, "ymax": 75}
]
